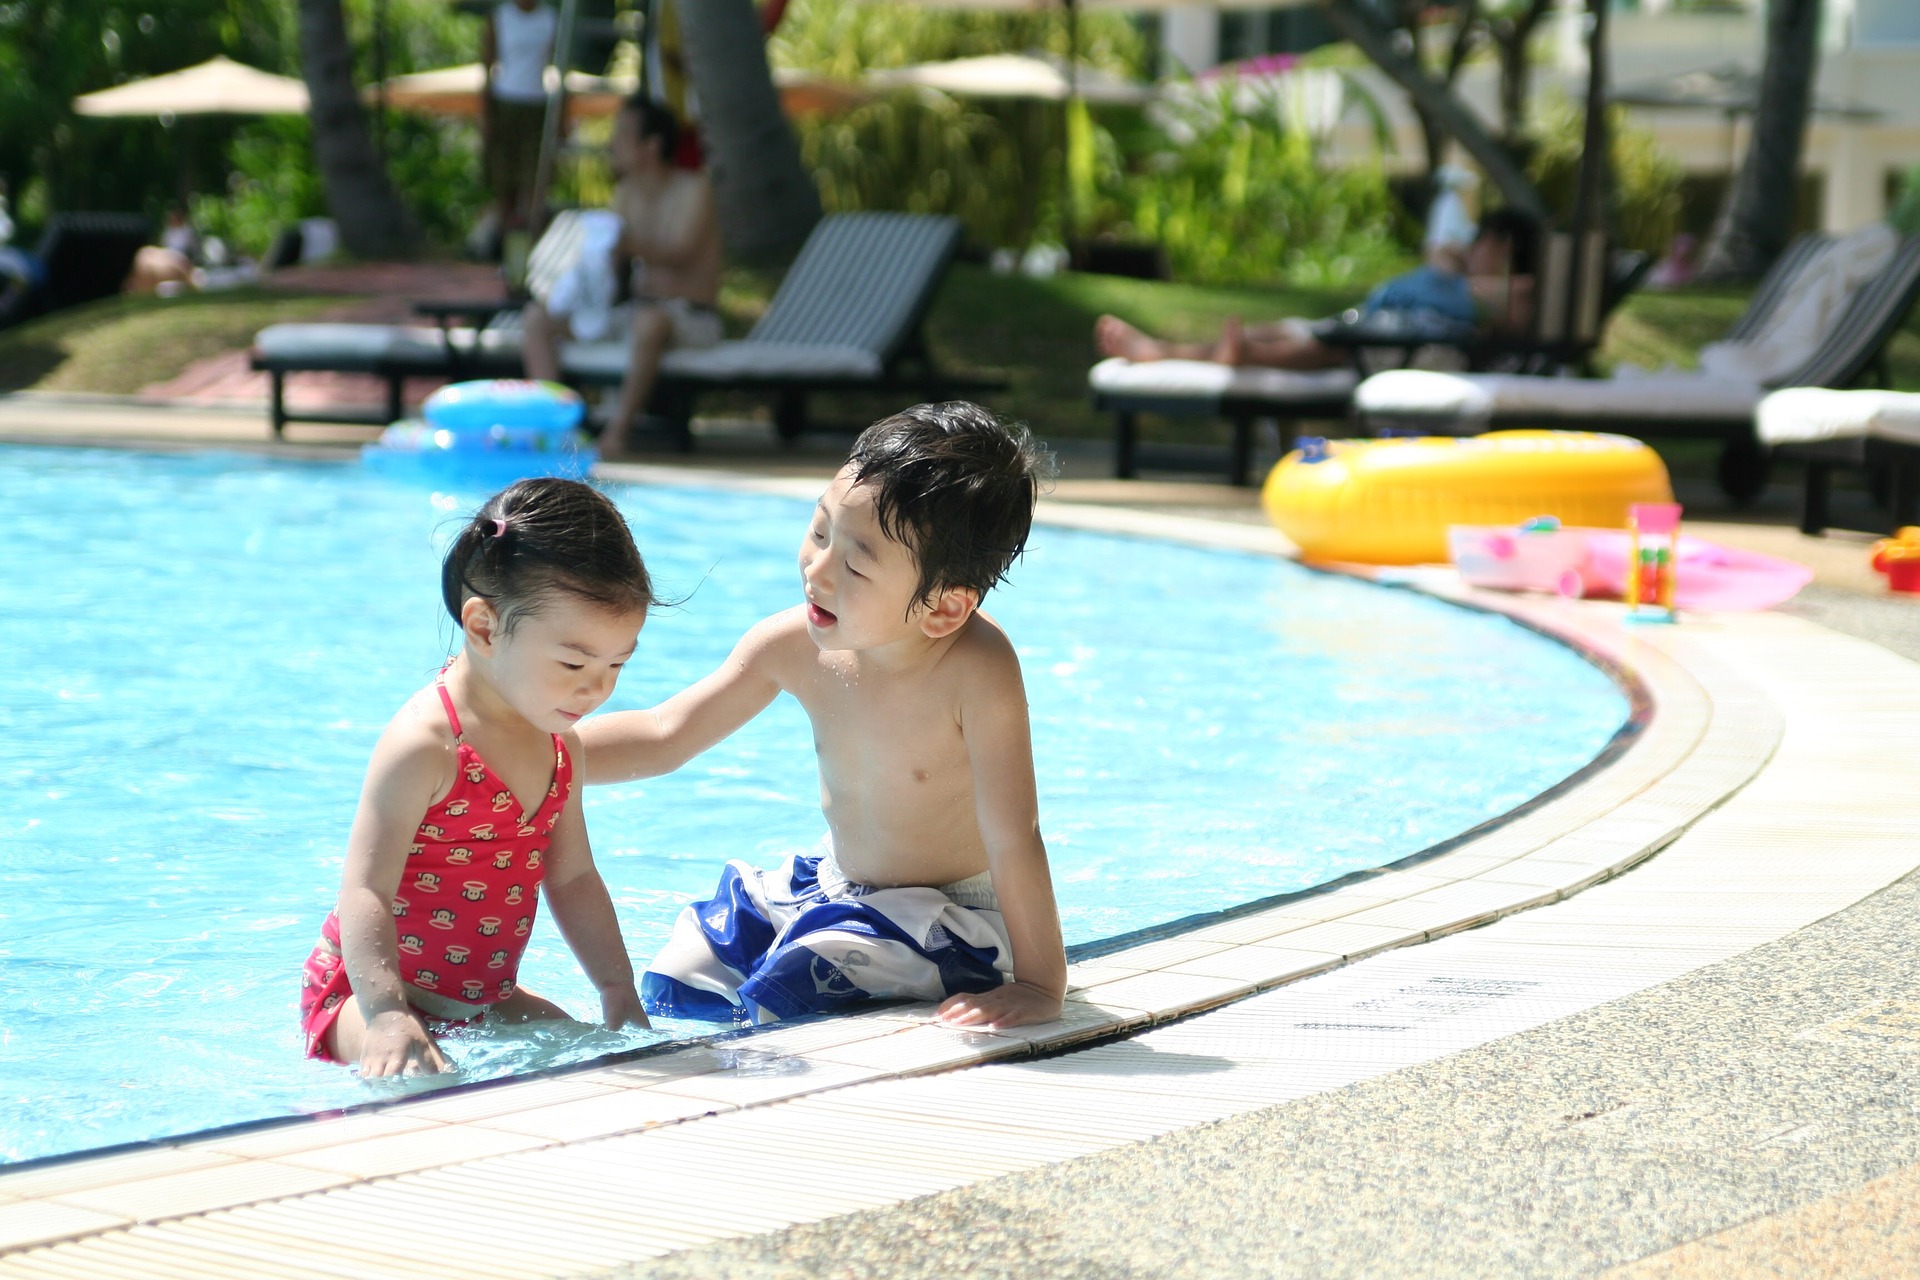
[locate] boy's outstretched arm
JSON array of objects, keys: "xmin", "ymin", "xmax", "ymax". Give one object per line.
[
  {"xmin": 578, "ymin": 613, "xmax": 790, "ymax": 785},
  {"xmin": 937, "ymin": 651, "xmax": 1067, "ymax": 1030}
]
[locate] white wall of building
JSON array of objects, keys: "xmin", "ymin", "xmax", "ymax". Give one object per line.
[{"xmin": 1182, "ymin": 0, "xmax": 1920, "ymax": 235}]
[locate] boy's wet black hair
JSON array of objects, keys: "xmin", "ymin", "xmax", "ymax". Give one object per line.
[
  {"xmin": 621, "ymin": 94, "xmax": 680, "ymax": 163},
  {"xmin": 847, "ymin": 401, "xmax": 1053, "ymax": 611},
  {"xmin": 1476, "ymin": 207, "xmax": 1540, "ymax": 276},
  {"xmin": 441, "ymin": 477, "xmax": 652, "ymax": 633}
]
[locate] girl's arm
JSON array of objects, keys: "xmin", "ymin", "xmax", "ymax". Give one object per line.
[
  {"xmin": 937, "ymin": 640, "xmax": 1067, "ymax": 1030},
  {"xmin": 336, "ymin": 719, "xmax": 455, "ymax": 1077},
  {"xmin": 578, "ymin": 611, "xmax": 794, "ymax": 785},
  {"xmin": 540, "ymin": 753, "xmax": 646, "ymax": 1029}
]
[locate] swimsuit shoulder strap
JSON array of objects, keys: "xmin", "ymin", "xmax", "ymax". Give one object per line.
[{"xmin": 434, "ymin": 678, "xmax": 465, "ymax": 742}]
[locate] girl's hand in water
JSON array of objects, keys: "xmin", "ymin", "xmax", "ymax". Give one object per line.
[
  {"xmin": 599, "ymin": 981, "xmax": 650, "ymax": 1031},
  {"xmin": 359, "ymin": 1009, "xmax": 450, "ymax": 1077}
]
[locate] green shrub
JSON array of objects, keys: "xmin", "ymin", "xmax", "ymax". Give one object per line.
[
  {"xmin": 188, "ymin": 117, "xmax": 325, "ymax": 258},
  {"xmin": 796, "ymin": 91, "xmax": 1061, "ymax": 252},
  {"xmin": 190, "ymin": 112, "xmax": 486, "ymax": 259},
  {"xmin": 1526, "ymin": 95, "xmax": 1683, "ymax": 255},
  {"xmin": 1100, "ymin": 79, "xmax": 1410, "ymax": 287},
  {"xmin": 1889, "ymin": 165, "xmax": 1920, "ymax": 238}
]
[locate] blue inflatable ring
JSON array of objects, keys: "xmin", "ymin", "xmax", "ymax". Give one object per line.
[{"xmin": 363, "ymin": 379, "xmax": 596, "ymax": 487}]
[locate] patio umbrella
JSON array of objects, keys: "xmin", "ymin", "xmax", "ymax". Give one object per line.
[
  {"xmin": 866, "ymin": 52, "xmax": 1155, "ymax": 105},
  {"xmin": 72, "ymin": 55, "xmax": 309, "ymax": 117},
  {"xmin": 1611, "ymin": 62, "xmax": 1880, "ymax": 173},
  {"xmin": 371, "ymin": 62, "xmax": 863, "ymax": 120}
]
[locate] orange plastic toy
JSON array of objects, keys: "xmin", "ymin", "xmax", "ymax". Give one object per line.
[{"xmin": 1870, "ymin": 527, "xmax": 1920, "ymax": 594}]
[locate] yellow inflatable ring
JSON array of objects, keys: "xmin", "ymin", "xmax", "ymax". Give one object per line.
[{"xmin": 1262, "ymin": 430, "xmax": 1674, "ymax": 565}]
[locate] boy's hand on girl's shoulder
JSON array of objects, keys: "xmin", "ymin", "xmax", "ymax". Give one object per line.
[
  {"xmin": 934, "ymin": 981, "xmax": 1064, "ymax": 1031},
  {"xmin": 359, "ymin": 1009, "xmax": 450, "ymax": 1078},
  {"xmin": 599, "ymin": 982, "xmax": 651, "ymax": 1031}
]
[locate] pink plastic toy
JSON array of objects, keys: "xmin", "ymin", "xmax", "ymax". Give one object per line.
[
  {"xmin": 1584, "ymin": 532, "xmax": 1813, "ymax": 612},
  {"xmin": 1449, "ymin": 515, "xmax": 1813, "ymax": 612},
  {"xmin": 1447, "ymin": 517, "xmax": 1590, "ymax": 598},
  {"xmin": 1623, "ymin": 501, "xmax": 1683, "ymax": 623}
]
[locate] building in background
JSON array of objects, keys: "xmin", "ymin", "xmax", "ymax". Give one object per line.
[{"xmin": 1155, "ymin": 0, "xmax": 1920, "ymax": 236}]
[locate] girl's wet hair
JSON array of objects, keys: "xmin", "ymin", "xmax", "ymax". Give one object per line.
[{"xmin": 441, "ymin": 478, "xmax": 652, "ymax": 632}]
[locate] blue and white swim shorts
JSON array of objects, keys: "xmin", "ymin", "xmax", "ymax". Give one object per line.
[{"xmin": 641, "ymin": 845, "xmax": 1013, "ymax": 1024}]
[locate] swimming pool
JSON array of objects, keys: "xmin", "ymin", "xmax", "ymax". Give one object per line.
[{"xmin": 0, "ymin": 445, "xmax": 1628, "ymax": 1164}]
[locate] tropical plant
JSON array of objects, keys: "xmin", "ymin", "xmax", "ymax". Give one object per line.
[
  {"xmin": 1104, "ymin": 78, "xmax": 1410, "ymax": 287},
  {"xmin": 1526, "ymin": 96, "xmax": 1683, "ymax": 256},
  {"xmin": 769, "ymin": 0, "xmax": 1149, "ymax": 82},
  {"xmin": 1889, "ymin": 165, "xmax": 1920, "ymax": 240},
  {"xmin": 797, "ymin": 91, "xmax": 1062, "ymax": 253}
]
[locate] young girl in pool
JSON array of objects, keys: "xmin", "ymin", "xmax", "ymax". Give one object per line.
[{"xmin": 300, "ymin": 477, "xmax": 652, "ymax": 1076}]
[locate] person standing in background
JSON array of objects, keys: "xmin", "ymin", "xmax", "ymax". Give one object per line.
[{"xmin": 481, "ymin": 0, "xmax": 557, "ymax": 243}]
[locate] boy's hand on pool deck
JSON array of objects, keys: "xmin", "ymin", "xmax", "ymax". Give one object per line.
[
  {"xmin": 599, "ymin": 981, "xmax": 650, "ymax": 1031},
  {"xmin": 935, "ymin": 981, "xmax": 1064, "ymax": 1031},
  {"xmin": 359, "ymin": 1009, "xmax": 450, "ymax": 1078}
]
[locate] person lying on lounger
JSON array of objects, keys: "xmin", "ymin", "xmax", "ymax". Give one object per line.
[{"xmin": 1094, "ymin": 208, "xmax": 1538, "ymax": 370}]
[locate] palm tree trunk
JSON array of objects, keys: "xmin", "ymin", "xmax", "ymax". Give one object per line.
[
  {"xmin": 296, "ymin": 0, "xmax": 416, "ymax": 259},
  {"xmin": 1700, "ymin": 0, "xmax": 1822, "ymax": 281},
  {"xmin": 677, "ymin": 0, "xmax": 819, "ymax": 264}
]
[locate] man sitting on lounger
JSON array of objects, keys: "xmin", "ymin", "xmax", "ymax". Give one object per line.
[
  {"xmin": 1095, "ymin": 209, "xmax": 1537, "ymax": 370},
  {"xmin": 522, "ymin": 96, "xmax": 723, "ymax": 457}
]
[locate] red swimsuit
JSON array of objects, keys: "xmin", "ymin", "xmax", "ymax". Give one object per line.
[{"xmin": 299, "ymin": 678, "xmax": 572, "ymax": 1060}]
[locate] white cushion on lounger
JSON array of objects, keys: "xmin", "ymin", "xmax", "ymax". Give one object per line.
[
  {"xmin": 1757, "ymin": 388, "xmax": 1920, "ymax": 448},
  {"xmin": 1089, "ymin": 356, "xmax": 1356, "ymax": 402},
  {"xmin": 253, "ymin": 322, "xmax": 448, "ymax": 362},
  {"xmin": 562, "ymin": 340, "xmax": 885, "ymax": 383},
  {"xmin": 1353, "ymin": 368, "xmax": 1765, "ymax": 426}
]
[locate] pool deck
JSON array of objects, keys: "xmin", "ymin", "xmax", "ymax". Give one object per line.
[{"xmin": 4, "ymin": 394, "xmax": 1920, "ymax": 1277}]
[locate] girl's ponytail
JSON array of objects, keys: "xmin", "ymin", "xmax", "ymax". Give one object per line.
[{"xmin": 441, "ymin": 479, "xmax": 651, "ymax": 630}]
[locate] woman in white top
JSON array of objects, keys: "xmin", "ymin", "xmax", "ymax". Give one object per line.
[{"xmin": 482, "ymin": 0, "xmax": 556, "ymax": 231}]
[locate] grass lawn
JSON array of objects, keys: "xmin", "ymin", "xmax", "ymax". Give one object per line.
[
  {"xmin": 7, "ymin": 263, "xmax": 1920, "ymax": 448},
  {"xmin": 0, "ymin": 290, "xmax": 348, "ymax": 396}
]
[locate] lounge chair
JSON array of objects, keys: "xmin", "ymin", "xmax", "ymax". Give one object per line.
[
  {"xmin": 1087, "ymin": 249, "xmax": 1654, "ymax": 487},
  {"xmin": 1756, "ymin": 388, "xmax": 1920, "ymax": 534},
  {"xmin": 248, "ymin": 211, "xmax": 591, "ymax": 436},
  {"xmin": 0, "ymin": 212, "xmax": 151, "ymax": 331},
  {"xmin": 253, "ymin": 211, "xmax": 986, "ymax": 448},
  {"xmin": 560, "ymin": 211, "xmax": 990, "ymax": 451},
  {"xmin": 1352, "ymin": 230, "xmax": 1920, "ymax": 503}
]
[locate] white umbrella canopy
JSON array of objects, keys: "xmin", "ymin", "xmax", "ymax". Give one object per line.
[
  {"xmin": 885, "ymin": 0, "xmax": 1310, "ymax": 9},
  {"xmin": 371, "ymin": 63, "xmax": 865, "ymax": 119},
  {"xmin": 72, "ymin": 55, "xmax": 309, "ymax": 117},
  {"xmin": 866, "ymin": 52, "xmax": 1153, "ymax": 104},
  {"xmin": 370, "ymin": 63, "xmax": 625, "ymax": 119}
]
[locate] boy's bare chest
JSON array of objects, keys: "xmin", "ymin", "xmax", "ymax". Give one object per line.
[{"xmin": 794, "ymin": 669, "xmax": 965, "ymax": 780}]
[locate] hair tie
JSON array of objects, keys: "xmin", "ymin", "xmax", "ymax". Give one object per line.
[{"xmin": 492, "ymin": 518, "xmax": 508, "ymax": 539}]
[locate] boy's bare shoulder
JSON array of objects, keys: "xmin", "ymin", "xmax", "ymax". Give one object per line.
[
  {"xmin": 947, "ymin": 610, "xmax": 1025, "ymax": 687},
  {"xmin": 736, "ymin": 606, "xmax": 816, "ymax": 678}
]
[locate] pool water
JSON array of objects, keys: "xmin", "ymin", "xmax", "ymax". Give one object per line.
[{"xmin": 0, "ymin": 446, "xmax": 1627, "ymax": 1164}]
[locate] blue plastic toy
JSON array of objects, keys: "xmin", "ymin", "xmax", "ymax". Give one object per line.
[{"xmin": 362, "ymin": 379, "xmax": 595, "ymax": 487}]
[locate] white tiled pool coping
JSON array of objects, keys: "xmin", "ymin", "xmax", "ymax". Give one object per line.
[{"xmin": 8, "ymin": 473, "xmax": 1912, "ymax": 1277}]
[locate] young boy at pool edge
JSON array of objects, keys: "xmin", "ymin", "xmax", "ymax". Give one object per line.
[
  {"xmin": 581, "ymin": 401, "xmax": 1068, "ymax": 1029},
  {"xmin": 300, "ymin": 479, "xmax": 652, "ymax": 1076}
]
